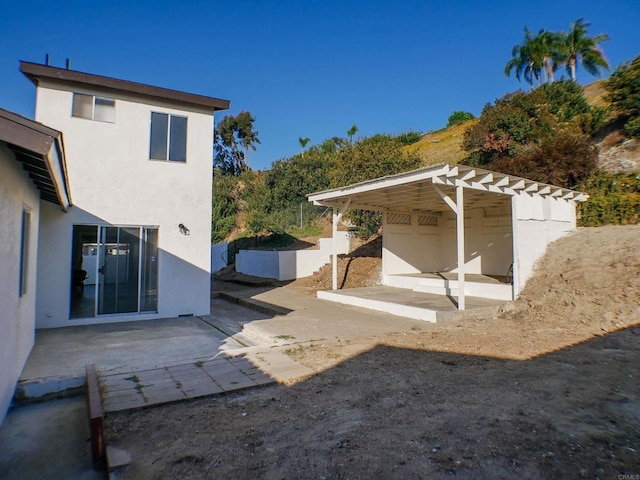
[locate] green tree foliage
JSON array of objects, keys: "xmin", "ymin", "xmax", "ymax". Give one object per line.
[
  {"xmin": 463, "ymin": 81, "xmax": 602, "ymax": 189},
  {"xmin": 490, "ymin": 134, "xmax": 597, "ymax": 189},
  {"xmin": 395, "ymin": 130, "xmax": 423, "ymax": 146},
  {"xmin": 578, "ymin": 171, "xmax": 640, "ymax": 226},
  {"xmin": 334, "ymin": 134, "xmax": 422, "ymax": 236},
  {"xmin": 214, "ymin": 111, "xmax": 260, "ymax": 175},
  {"xmin": 298, "ymin": 137, "xmax": 311, "ymax": 151},
  {"xmin": 505, "ymin": 19, "xmax": 609, "ymax": 87},
  {"xmin": 347, "ymin": 124, "xmax": 358, "ymax": 142},
  {"xmin": 267, "ymin": 149, "xmax": 335, "ymax": 212},
  {"xmin": 559, "ymin": 18, "xmax": 610, "ymax": 82},
  {"xmin": 605, "ymin": 55, "xmax": 640, "ymax": 137},
  {"xmin": 211, "ymin": 173, "xmax": 239, "ymax": 243},
  {"xmin": 446, "ymin": 111, "xmax": 475, "ymax": 127},
  {"xmin": 505, "ymin": 27, "xmax": 544, "ymax": 89}
]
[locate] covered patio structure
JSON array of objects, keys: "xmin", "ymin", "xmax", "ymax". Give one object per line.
[{"xmin": 307, "ymin": 163, "xmax": 587, "ymax": 321}]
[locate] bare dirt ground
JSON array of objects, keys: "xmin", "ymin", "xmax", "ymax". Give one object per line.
[{"xmin": 107, "ymin": 225, "xmax": 640, "ymax": 479}]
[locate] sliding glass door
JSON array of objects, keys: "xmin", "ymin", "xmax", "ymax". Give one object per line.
[{"xmin": 70, "ymin": 225, "xmax": 158, "ymax": 318}]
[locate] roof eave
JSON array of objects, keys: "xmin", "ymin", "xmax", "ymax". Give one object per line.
[{"xmin": 20, "ymin": 61, "xmax": 230, "ymax": 112}]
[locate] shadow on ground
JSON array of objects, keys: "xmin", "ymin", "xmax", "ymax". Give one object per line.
[{"xmin": 107, "ymin": 325, "xmax": 640, "ymax": 479}]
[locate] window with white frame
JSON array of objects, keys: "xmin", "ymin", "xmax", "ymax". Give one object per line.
[
  {"xmin": 149, "ymin": 112, "xmax": 187, "ymax": 162},
  {"xmin": 19, "ymin": 208, "xmax": 31, "ymax": 297},
  {"xmin": 71, "ymin": 93, "xmax": 116, "ymax": 122}
]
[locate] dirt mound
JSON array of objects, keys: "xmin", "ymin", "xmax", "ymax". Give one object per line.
[{"xmin": 290, "ymin": 236, "xmax": 382, "ymax": 291}]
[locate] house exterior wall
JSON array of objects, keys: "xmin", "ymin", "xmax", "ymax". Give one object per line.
[
  {"xmin": 512, "ymin": 193, "xmax": 577, "ymax": 296},
  {"xmin": 33, "ymin": 81, "xmax": 214, "ymax": 328},
  {"xmin": 382, "ymin": 201, "xmax": 513, "ymax": 279},
  {"xmin": 0, "ymin": 144, "xmax": 40, "ymax": 426}
]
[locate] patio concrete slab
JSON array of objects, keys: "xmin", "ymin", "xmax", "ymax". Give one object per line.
[{"xmin": 219, "ymin": 285, "xmax": 448, "ymax": 347}]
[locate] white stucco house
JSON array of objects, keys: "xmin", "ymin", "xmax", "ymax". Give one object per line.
[
  {"xmin": 308, "ymin": 163, "xmax": 587, "ymax": 320},
  {"xmin": 0, "ymin": 107, "xmax": 70, "ymax": 427},
  {"xmin": 0, "ymin": 61, "xmax": 229, "ymax": 425}
]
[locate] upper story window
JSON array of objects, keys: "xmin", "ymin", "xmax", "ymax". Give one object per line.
[
  {"xmin": 149, "ymin": 112, "xmax": 187, "ymax": 162},
  {"xmin": 72, "ymin": 93, "xmax": 116, "ymax": 123}
]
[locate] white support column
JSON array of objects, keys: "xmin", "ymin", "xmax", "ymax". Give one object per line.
[
  {"xmin": 332, "ymin": 207, "xmax": 338, "ymax": 290},
  {"xmin": 332, "ymin": 200, "xmax": 351, "ymax": 290},
  {"xmin": 510, "ymin": 195, "xmax": 519, "ymax": 300},
  {"xmin": 456, "ymin": 185, "xmax": 465, "ymax": 310}
]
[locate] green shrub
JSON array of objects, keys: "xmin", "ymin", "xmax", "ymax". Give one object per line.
[
  {"xmin": 489, "ymin": 134, "xmax": 598, "ymax": 189},
  {"xmin": 447, "ymin": 111, "xmax": 475, "ymax": 127},
  {"xmin": 605, "ymin": 55, "xmax": 640, "ymax": 137},
  {"xmin": 577, "ymin": 171, "xmax": 640, "ymax": 226}
]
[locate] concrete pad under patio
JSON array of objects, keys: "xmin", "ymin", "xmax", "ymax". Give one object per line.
[
  {"xmin": 215, "ymin": 285, "xmax": 454, "ymax": 346},
  {"xmin": 318, "ymin": 286, "xmax": 505, "ymax": 322}
]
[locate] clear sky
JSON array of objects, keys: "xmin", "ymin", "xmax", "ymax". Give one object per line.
[{"xmin": 1, "ymin": 1, "xmax": 638, "ymax": 170}]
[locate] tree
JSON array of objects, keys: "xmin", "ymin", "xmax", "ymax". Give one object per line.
[
  {"xmin": 605, "ymin": 55, "xmax": 640, "ymax": 137},
  {"xmin": 463, "ymin": 81, "xmax": 601, "ymax": 167},
  {"xmin": 347, "ymin": 124, "xmax": 358, "ymax": 142},
  {"xmin": 505, "ymin": 27, "xmax": 543, "ymax": 89},
  {"xmin": 537, "ymin": 30, "xmax": 564, "ymax": 83},
  {"xmin": 214, "ymin": 111, "xmax": 260, "ymax": 175},
  {"xmin": 557, "ymin": 18, "xmax": 610, "ymax": 82},
  {"xmin": 447, "ymin": 111, "xmax": 475, "ymax": 127},
  {"xmin": 298, "ymin": 137, "xmax": 311, "ymax": 157},
  {"xmin": 334, "ymin": 133, "xmax": 421, "ymax": 237}
]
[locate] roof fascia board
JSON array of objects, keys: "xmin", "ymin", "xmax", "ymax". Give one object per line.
[
  {"xmin": 20, "ymin": 61, "xmax": 230, "ymax": 112},
  {"xmin": 307, "ymin": 164, "xmax": 450, "ymax": 202}
]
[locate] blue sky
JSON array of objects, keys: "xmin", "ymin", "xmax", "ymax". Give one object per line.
[{"xmin": 1, "ymin": 1, "xmax": 638, "ymax": 170}]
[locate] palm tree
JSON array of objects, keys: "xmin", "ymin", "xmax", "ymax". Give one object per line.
[
  {"xmin": 505, "ymin": 27, "xmax": 543, "ymax": 89},
  {"xmin": 347, "ymin": 124, "xmax": 358, "ymax": 143},
  {"xmin": 557, "ymin": 18, "xmax": 610, "ymax": 82},
  {"xmin": 298, "ymin": 137, "xmax": 310, "ymax": 157},
  {"xmin": 537, "ymin": 30, "xmax": 564, "ymax": 83}
]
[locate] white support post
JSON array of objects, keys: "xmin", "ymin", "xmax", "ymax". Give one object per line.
[
  {"xmin": 510, "ymin": 195, "xmax": 519, "ymax": 300},
  {"xmin": 332, "ymin": 200, "xmax": 351, "ymax": 290},
  {"xmin": 456, "ymin": 185, "xmax": 465, "ymax": 310},
  {"xmin": 332, "ymin": 207, "xmax": 338, "ymax": 290}
]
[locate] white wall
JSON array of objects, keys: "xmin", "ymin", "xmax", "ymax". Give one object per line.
[
  {"xmin": 34, "ymin": 81, "xmax": 214, "ymax": 327},
  {"xmin": 382, "ymin": 213, "xmax": 442, "ymax": 275},
  {"xmin": 512, "ymin": 193, "xmax": 577, "ymax": 295},
  {"xmin": 0, "ymin": 145, "xmax": 40, "ymax": 426},
  {"xmin": 382, "ymin": 201, "xmax": 513, "ymax": 280},
  {"xmin": 236, "ymin": 233, "xmax": 350, "ymax": 281},
  {"xmin": 211, "ymin": 242, "xmax": 228, "ymax": 273}
]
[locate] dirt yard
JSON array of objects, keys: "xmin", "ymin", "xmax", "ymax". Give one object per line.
[{"xmin": 107, "ymin": 225, "xmax": 640, "ymax": 479}]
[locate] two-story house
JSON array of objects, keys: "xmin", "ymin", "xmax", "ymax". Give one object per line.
[
  {"xmin": 0, "ymin": 62, "xmax": 228, "ymax": 425},
  {"xmin": 20, "ymin": 61, "xmax": 229, "ymax": 327}
]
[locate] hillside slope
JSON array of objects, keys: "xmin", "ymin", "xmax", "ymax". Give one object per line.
[
  {"xmin": 402, "ymin": 120, "xmax": 474, "ymax": 165},
  {"xmin": 403, "ymin": 80, "xmax": 640, "ymax": 173}
]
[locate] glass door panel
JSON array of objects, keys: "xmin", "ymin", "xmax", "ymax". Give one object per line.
[
  {"xmin": 70, "ymin": 225, "xmax": 98, "ymax": 318},
  {"xmin": 97, "ymin": 226, "xmax": 141, "ymax": 315},
  {"xmin": 140, "ymin": 228, "xmax": 159, "ymax": 312}
]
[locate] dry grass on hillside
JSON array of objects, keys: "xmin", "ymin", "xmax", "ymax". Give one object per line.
[
  {"xmin": 403, "ymin": 120, "xmax": 475, "ymax": 165},
  {"xmin": 583, "ymin": 79, "xmax": 608, "ymax": 107}
]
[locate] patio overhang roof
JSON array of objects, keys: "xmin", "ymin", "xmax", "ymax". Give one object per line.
[
  {"xmin": 307, "ymin": 163, "xmax": 588, "ymax": 213},
  {"xmin": 0, "ymin": 107, "xmax": 71, "ymax": 211}
]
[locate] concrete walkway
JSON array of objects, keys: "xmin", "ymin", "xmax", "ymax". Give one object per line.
[
  {"xmin": 16, "ymin": 282, "xmax": 457, "ymax": 412},
  {"xmin": 100, "ymin": 349, "xmax": 311, "ymax": 412}
]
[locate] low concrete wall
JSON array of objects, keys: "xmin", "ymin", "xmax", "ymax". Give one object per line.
[
  {"xmin": 211, "ymin": 242, "xmax": 228, "ymax": 273},
  {"xmin": 236, "ymin": 233, "xmax": 350, "ymax": 281}
]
